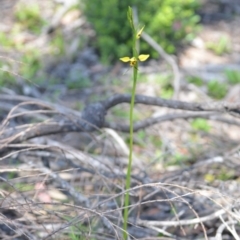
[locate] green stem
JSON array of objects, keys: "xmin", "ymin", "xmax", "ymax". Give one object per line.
[
  {"xmin": 123, "ymin": 7, "xmax": 138, "ymax": 239},
  {"xmin": 123, "ymin": 66, "xmax": 137, "ymax": 240}
]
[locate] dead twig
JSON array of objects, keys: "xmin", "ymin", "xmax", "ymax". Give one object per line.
[{"xmin": 141, "ymin": 32, "xmax": 181, "ymax": 99}]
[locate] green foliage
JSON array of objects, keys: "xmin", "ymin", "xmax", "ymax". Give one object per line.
[
  {"xmin": 112, "ymin": 107, "xmax": 129, "ymax": 119},
  {"xmin": 166, "ymin": 152, "xmax": 189, "ymax": 166},
  {"xmin": 158, "ymin": 73, "xmax": 174, "ymax": 98},
  {"xmin": 206, "ymin": 36, "xmax": 230, "ymax": 56},
  {"xmin": 20, "ymin": 50, "xmax": 42, "ymax": 79},
  {"xmin": 217, "ymin": 169, "xmax": 235, "ymax": 181},
  {"xmin": 187, "ymin": 75, "xmax": 204, "ymax": 86},
  {"xmin": 50, "ymin": 31, "xmax": 65, "ymax": 55},
  {"xmin": 82, "ymin": 0, "xmax": 200, "ymax": 63},
  {"xmin": 0, "ymin": 62, "xmax": 16, "ymax": 87},
  {"xmin": 15, "ymin": 183, "xmax": 35, "ymax": 191},
  {"xmin": 191, "ymin": 118, "xmax": 210, "ymax": 132},
  {"xmin": 66, "ymin": 77, "xmax": 91, "ymax": 89},
  {"xmin": 149, "ymin": 135, "xmax": 162, "ymax": 148},
  {"xmin": 15, "ymin": 3, "xmax": 46, "ymax": 34},
  {"xmin": 145, "ymin": 73, "xmax": 174, "ymax": 99},
  {"xmin": 141, "ymin": 0, "xmax": 201, "ymax": 56},
  {"xmin": 161, "ymin": 85, "xmax": 174, "ymax": 99},
  {"xmin": 136, "ymin": 130, "xmax": 146, "ymax": 145},
  {"xmin": 7, "ymin": 172, "xmax": 17, "ymax": 180},
  {"xmin": 67, "ymin": 221, "xmax": 96, "ymax": 240},
  {"xmin": 136, "ymin": 131, "xmax": 162, "ymax": 149},
  {"xmin": 207, "ymin": 80, "xmax": 228, "ymax": 99},
  {"xmin": 225, "ymin": 69, "xmax": 240, "ymax": 84},
  {"xmin": 74, "ymin": 102, "xmax": 84, "ymax": 111},
  {"xmin": 205, "ymin": 168, "xmax": 235, "ymax": 183},
  {"xmin": 112, "ymin": 106, "xmax": 141, "ymax": 121},
  {"xmin": 0, "ymin": 23, "xmax": 43, "ymax": 85},
  {"xmin": 0, "ymin": 32, "xmax": 15, "ymax": 48},
  {"xmin": 0, "ymin": 183, "xmax": 12, "ymax": 191}
]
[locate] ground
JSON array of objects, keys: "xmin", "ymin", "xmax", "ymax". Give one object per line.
[{"xmin": 0, "ymin": 0, "xmax": 240, "ymax": 239}]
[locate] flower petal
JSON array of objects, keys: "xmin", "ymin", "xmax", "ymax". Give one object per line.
[
  {"xmin": 130, "ymin": 60, "xmax": 137, "ymax": 67},
  {"xmin": 120, "ymin": 57, "xmax": 131, "ymax": 62},
  {"xmin": 136, "ymin": 26, "xmax": 145, "ymax": 39},
  {"xmin": 138, "ymin": 54, "xmax": 150, "ymax": 61}
]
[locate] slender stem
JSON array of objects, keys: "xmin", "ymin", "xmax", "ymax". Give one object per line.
[
  {"xmin": 123, "ymin": 65, "xmax": 138, "ymax": 240},
  {"xmin": 123, "ymin": 15, "xmax": 138, "ymax": 239}
]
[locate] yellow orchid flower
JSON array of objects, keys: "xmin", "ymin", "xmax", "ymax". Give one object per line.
[
  {"xmin": 120, "ymin": 54, "xmax": 149, "ymax": 67},
  {"xmin": 136, "ymin": 26, "xmax": 144, "ymax": 39},
  {"xmin": 138, "ymin": 54, "xmax": 149, "ymax": 61}
]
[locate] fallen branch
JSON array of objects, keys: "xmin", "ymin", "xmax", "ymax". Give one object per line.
[{"xmin": 0, "ymin": 93, "xmax": 240, "ymax": 147}]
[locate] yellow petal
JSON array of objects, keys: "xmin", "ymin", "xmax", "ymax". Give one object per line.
[
  {"xmin": 120, "ymin": 57, "xmax": 131, "ymax": 62},
  {"xmin": 130, "ymin": 60, "xmax": 137, "ymax": 67},
  {"xmin": 138, "ymin": 54, "xmax": 149, "ymax": 61},
  {"xmin": 129, "ymin": 57, "xmax": 137, "ymax": 67},
  {"xmin": 136, "ymin": 26, "xmax": 145, "ymax": 39}
]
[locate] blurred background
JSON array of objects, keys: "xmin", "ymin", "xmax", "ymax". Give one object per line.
[
  {"xmin": 1, "ymin": 0, "xmax": 240, "ymax": 197},
  {"xmin": 0, "ymin": 0, "xmax": 239, "ymax": 107},
  {"xmin": 1, "ymin": 0, "xmax": 240, "ymax": 238}
]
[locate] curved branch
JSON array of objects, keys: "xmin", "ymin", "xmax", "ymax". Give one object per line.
[
  {"xmin": 1, "ymin": 112, "xmax": 240, "ymax": 148},
  {"xmin": 103, "ymin": 94, "xmax": 240, "ymax": 113},
  {"xmin": 0, "ymin": 93, "xmax": 240, "ymax": 147},
  {"xmin": 104, "ymin": 112, "xmax": 216, "ymax": 132}
]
